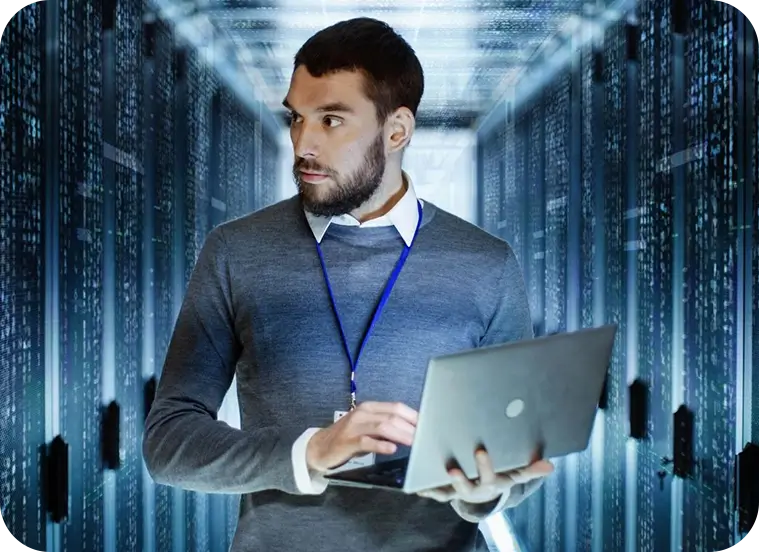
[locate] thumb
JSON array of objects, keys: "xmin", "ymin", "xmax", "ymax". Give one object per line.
[
  {"xmin": 531, "ymin": 460, "xmax": 554, "ymax": 474},
  {"xmin": 509, "ymin": 460, "xmax": 554, "ymax": 484}
]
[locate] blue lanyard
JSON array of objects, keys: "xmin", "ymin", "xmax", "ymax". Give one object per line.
[{"xmin": 315, "ymin": 200, "xmax": 423, "ymax": 411}]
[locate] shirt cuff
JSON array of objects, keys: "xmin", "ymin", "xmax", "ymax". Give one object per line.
[{"xmin": 292, "ymin": 427, "xmax": 330, "ymax": 495}]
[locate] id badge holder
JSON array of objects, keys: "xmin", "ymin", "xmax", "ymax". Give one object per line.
[{"xmin": 327, "ymin": 410, "xmax": 375, "ymax": 474}]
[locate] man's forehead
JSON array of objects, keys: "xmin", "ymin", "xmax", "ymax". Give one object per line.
[{"xmin": 284, "ymin": 67, "xmax": 369, "ymax": 111}]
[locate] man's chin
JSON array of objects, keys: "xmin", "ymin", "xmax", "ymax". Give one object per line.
[
  {"xmin": 297, "ymin": 177, "xmax": 380, "ymax": 217},
  {"xmin": 301, "ymin": 194, "xmax": 364, "ymax": 218},
  {"xmin": 302, "ymin": 203, "xmax": 348, "ymax": 218},
  {"xmin": 299, "ymin": 192, "xmax": 340, "ymax": 217}
]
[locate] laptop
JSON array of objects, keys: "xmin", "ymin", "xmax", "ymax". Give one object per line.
[{"xmin": 324, "ymin": 324, "xmax": 617, "ymax": 494}]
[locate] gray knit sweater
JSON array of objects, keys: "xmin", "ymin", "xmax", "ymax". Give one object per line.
[{"xmin": 143, "ymin": 196, "xmax": 537, "ymax": 551}]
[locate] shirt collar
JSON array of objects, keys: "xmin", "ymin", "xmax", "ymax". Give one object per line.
[{"xmin": 304, "ymin": 170, "xmax": 422, "ymax": 247}]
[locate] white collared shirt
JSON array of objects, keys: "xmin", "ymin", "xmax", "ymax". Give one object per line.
[{"xmin": 303, "ymin": 171, "xmax": 423, "ymax": 246}]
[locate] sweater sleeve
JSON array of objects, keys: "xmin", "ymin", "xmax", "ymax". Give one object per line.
[
  {"xmin": 142, "ymin": 226, "xmax": 306, "ymax": 495},
  {"xmin": 479, "ymin": 242, "xmax": 534, "ymax": 348}
]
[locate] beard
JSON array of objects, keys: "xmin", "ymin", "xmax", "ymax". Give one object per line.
[{"xmin": 294, "ymin": 131, "xmax": 386, "ymax": 217}]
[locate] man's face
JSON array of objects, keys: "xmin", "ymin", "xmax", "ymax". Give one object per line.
[{"xmin": 284, "ymin": 66, "xmax": 387, "ymax": 217}]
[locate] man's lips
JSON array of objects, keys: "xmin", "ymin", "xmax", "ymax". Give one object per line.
[{"xmin": 299, "ymin": 171, "xmax": 329, "ymax": 183}]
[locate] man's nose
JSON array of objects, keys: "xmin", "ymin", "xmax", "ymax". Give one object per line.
[{"xmin": 292, "ymin": 123, "xmax": 321, "ymax": 158}]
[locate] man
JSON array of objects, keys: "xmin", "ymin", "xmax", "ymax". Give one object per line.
[{"xmin": 143, "ymin": 17, "xmax": 553, "ymax": 551}]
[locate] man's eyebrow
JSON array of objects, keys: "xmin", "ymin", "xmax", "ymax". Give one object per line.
[
  {"xmin": 314, "ymin": 102, "xmax": 354, "ymax": 113},
  {"xmin": 281, "ymin": 99, "xmax": 354, "ymax": 114}
]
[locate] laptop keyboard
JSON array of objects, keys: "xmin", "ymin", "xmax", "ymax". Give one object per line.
[{"xmin": 363, "ymin": 457, "xmax": 409, "ymax": 487}]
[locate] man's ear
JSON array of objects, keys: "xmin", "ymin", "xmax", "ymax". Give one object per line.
[{"xmin": 386, "ymin": 107, "xmax": 415, "ymax": 153}]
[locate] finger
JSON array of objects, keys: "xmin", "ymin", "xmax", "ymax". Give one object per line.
[
  {"xmin": 377, "ymin": 415, "xmax": 417, "ymax": 440},
  {"xmin": 377, "ymin": 415, "xmax": 416, "ymax": 446},
  {"xmin": 358, "ymin": 401, "xmax": 419, "ymax": 426},
  {"xmin": 524, "ymin": 460, "xmax": 554, "ymax": 477},
  {"xmin": 475, "ymin": 449, "xmax": 497, "ymax": 486},
  {"xmin": 371, "ymin": 425, "xmax": 414, "ymax": 447},
  {"xmin": 530, "ymin": 459, "xmax": 554, "ymax": 471},
  {"xmin": 356, "ymin": 414, "xmax": 416, "ymax": 447},
  {"xmin": 449, "ymin": 469, "xmax": 476, "ymax": 496},
  {"xmin": 354, "ymin": 434, "xmax": 398, "ymax": 456},
  {"xmin": 509, "ymin": 461, "xmax": 554, "ymax": 484}
]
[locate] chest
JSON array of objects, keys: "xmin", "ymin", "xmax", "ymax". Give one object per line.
[{"xmin": 232, "ymin": 249, "xmax": 488, "ymax": 426}]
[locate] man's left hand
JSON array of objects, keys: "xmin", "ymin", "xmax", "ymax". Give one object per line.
[{"xmin": 417, "ymin": 448, "xmax": 554, "ymax": 505}]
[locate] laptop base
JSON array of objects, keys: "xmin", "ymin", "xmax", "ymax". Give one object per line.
[{"xmin": 325, "ymin": 456, "xmax": 409, "ymax": 490}]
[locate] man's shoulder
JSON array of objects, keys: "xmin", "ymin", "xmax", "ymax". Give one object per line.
[
  {"xmin": 427, "ymin": 203, "xmax": 516, "ymax": 259},
  {"xmin": 215, "ymin": 196, "xmax": 302, "ymax": 242}
]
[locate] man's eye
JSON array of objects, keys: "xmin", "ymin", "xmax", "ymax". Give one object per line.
[
  {"xmin": 288, "ymin": 113, "xmax": 301, "ymax": 125},
  {"xmin": 324, "ymin": 116, "xmax": 342, "ymax": 128}
]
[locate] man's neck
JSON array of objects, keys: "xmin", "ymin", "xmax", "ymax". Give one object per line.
[{"xmin": 350, "ymin": 170, "xmax": 407, "ymax": 224}]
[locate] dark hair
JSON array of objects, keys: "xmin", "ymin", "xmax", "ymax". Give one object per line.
[{"xmin": 293, "ymin": 17, "xmax": 424, "ymax": 124}]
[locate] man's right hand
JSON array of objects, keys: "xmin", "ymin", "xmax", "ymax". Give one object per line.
[{"xmin": 306, "ymin": 401, "xmax": 418, "ymax": 474}]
